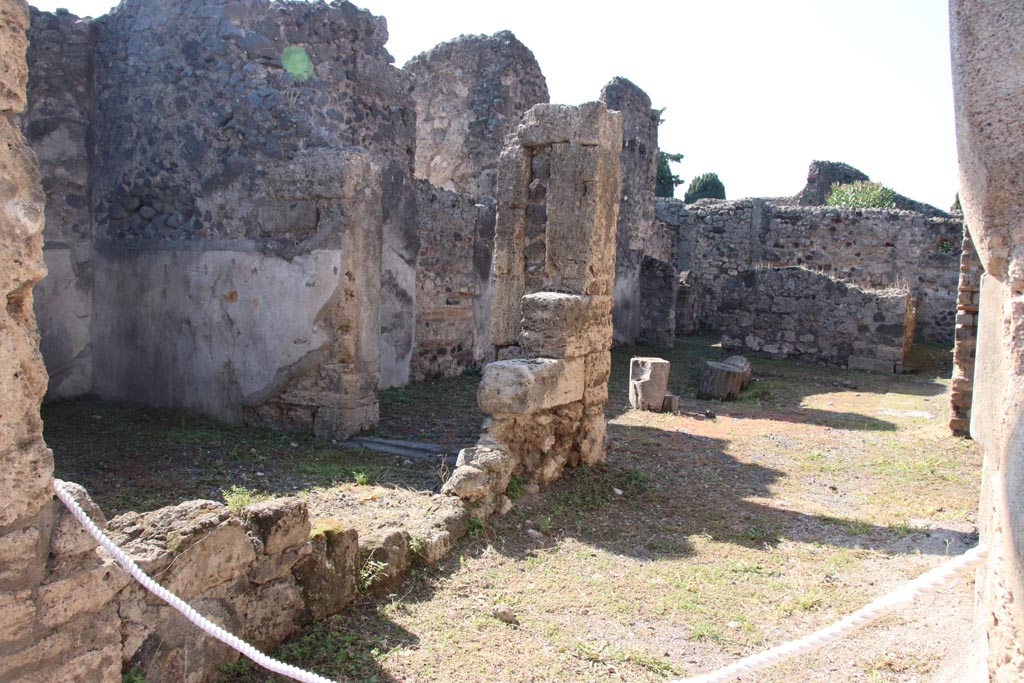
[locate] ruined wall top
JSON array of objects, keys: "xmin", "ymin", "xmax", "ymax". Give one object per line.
[
  {"xmin": 792, "ymin": 159, "xmax": 948, "ymax": 217},
  {"xmin": 405, "ymin": 30, "xmax": 548, "ymax": 198},
  {"xmin": 89, "ymin": 0, "xmax": 415, "ymax": 243}
]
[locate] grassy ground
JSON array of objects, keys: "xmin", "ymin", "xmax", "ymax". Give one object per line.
[{"xmin": 42, "ymin": 336, "xmax": 981, "ymax": 682}]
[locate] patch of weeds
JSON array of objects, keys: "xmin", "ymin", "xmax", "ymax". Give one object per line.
[
  {"xmin": 221, "ymin": 485, "xmax": 269, "ymax": 514},
  {"xmin": 122, "ymin": 667, "xmax": 148, "ymax": 683},
  {"xmin": 467, "ymin": 516, "xmax": 487, "ymax": 537},
  {"xmin": 538, "ymin": 516, "xmax": 554, "ymax": 536},
  {"xmin": 217, "ymin": 658, "xmax": 254, "ymax": 681},
  {"xmin": 359, "ymin": 557, "xmax": 389, "ymax": 593},
  {"xmin": 572, "ymin": 642, "xmax": 678, "ymax": 676},
  {"xmin": 352, "ymin": 469, "xmax": 374, "ymax": 486},
  {"xmin": 271, "ymin": 621, "xmax": 392, "ymax": 680},
  {"xmin": 506, "ymin": 474, "xmax": 526, "ymax": 500},
  {"xmin": 408, "ymin": 535, "xmax": 426, "ymax": 561},
  {"xmin": 839, "ymin": 519, "xmax": 873, "ymax": 536},
  {"xmin": 689, "ymin": 619, "xmax": 727, "ymax": 644}
]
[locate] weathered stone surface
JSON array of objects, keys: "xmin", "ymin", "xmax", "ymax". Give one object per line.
[
  {"xmin": 243, "ymin": 496, "xmax": 310, "ymax": 556},
  {"xmin": 698, "ymin": 361, "xmax": 746, "ymax": 401},
  {"xmin": 0, "ymin": 0, "xmax": 28, "ymax": 112},
  {"xmin": 519, "ymin": 292, "xmax": 612, "ymax": 359},
  {"xmin": 600, "ymin": 77, "xmax": 662, "ymax": 345},
  {"xmin": 292, "ymin": 525, "xmax": 358, "ymax": 621},
  {"xmin": 360, "ymin": 528, "xmax": 412, "ymax": 595},
  {"xmin": 718, "ymin": 267, "xmax": 914, "ymax": 368},
  {"xmin": 48, "ymin": 479, "xmax": 105, "ymax": 567},
  {"xmin": 406, "ymin": 31, "xmax": 548, "ymax": 197},
  {"xmin": 243, "ymin": 577, "xmax": 305, "ymax": 651},
  {"xmin": 722, "ymin": 356, "xmax": 753, "ymax": 385},
  {"xmin": 442, "ymin": 445, "xmax": 515, "ymax": 502},
  {"xmin": 478, "ymin": 358, "xmax": 584, "ymax": 415},
  {"xmin": 629, "ymin": 357, "xmax": 670, "ymax": 411},
  {"xmin": 656, "ymin": 195, "xmax": 961, "ymax": 344},
  {"xmin": 517, "ymin": 101, "xmax": 622, "ymax": 148},
  {"xmin": 413, "ymin": 181, "xmax": 496, "ymax": 380},
  {"xmin": 637, "ymin": 256, "xmax": 676, "ymax": 347},
  {"xmin": 25, "ymin": 7, "xmax": 94, "ymax": 399},
  {"xmin": 950, "ymin": 2, "xmax": 1024, "ymax": 679},
  {"xmin": 950, "ymin": 225, "xmax": 980, "ymax": 436},
  {"xmin": 107, "ymin": 500, "xmax": 256, "ymax": 597},
  {"xmin": 37, "ymin": 558, "xmax": 128, "ymax": 628}
]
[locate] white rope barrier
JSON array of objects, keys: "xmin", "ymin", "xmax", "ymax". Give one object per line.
[
  {"xmin": 52, "ymin": 479, "xmax": 334, "ymax": 683},
  {"xmin": 55, "ymin": 477, "xmax": 988, "ymax": 683},
  {"xmin": 671, "ymin": 543, "xmax": 989, "ymax": 683}
]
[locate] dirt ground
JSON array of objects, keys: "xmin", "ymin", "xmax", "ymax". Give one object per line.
[{"xmin": 43, "ymin": 336, "xmax": 982, "ymax": 683}]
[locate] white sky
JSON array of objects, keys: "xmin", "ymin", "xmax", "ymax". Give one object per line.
[{"xmin": 31, "ymin": 0, "xmax": 959, "ymax": 210}]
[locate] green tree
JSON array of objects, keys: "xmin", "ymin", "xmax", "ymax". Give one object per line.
[
  {"xmin": 656, "ymin": 151, "xmax": 684, "ymax": 198},
  {"xmin": 684, "ymin": 172, "xmax": 726, "ymax": 203}
]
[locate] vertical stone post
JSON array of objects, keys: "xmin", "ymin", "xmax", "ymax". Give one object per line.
[
  {"xmin": 950, "ymin": 1, "xmax": 1024, "ymax": 678},
  {"xmin": 0, "ymin": 2, "xmax": 121, "ymax": 680},
  {"xmin": 950, "ymin": 225, "xmax": 982, "ymax": 437},
  {"xmin": 444, "ymin": 102, "xmax": 622, "ymax": 518}
]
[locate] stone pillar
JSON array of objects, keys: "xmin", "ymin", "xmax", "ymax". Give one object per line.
[
  {"xmin": 444, "ymin": 102, "xmax": 622, "ymax": 517},
  {"xmin": 0, "ymin": 2, "xmax": 121, "ymax": 680},
  {"xmin": 950, "ymin": 225, "xmax": 981, "ymax": 437},
  {"xmin": 950, "ymin": 1, "xmax": 1024, "ymax": 679},
  {"xmin": 600, "ymin": 77, "xmax": 661, "ymax": 345}
]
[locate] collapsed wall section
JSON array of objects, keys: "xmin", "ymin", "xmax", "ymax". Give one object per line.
[
  {"xmin": 405, "ymin": 31, "xmax": 549, "ymax": 198},
  {"xmin": 443, "ymin": 102, "xmax": 622, "ymax": 517},
  {"xmin": 24, "ymin": 8, "xmax": 95, "ymax": 398},
  {"xmin": 0, "ymin": 2, "xmax": 121, "ymax": 680},
  {"xmin": 413, "ymin": 182, "xmax": 495, "ymax": 380},
  {"xmin": 656, "ymin": 198, "xmax": 962, "ymax": 343},
  {"xmin": 719, "ymin": 267, "xmax": 915, "ymax": 372}
]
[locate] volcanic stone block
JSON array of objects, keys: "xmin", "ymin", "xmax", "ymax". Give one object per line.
[
  {"xmin": 629, "ymin": 357, "xmax": 670, "ymax": 411},
  {"xmin": 722, "ymin": 356, "xmax": 753, "ymax": 386},
  {"xmin": 519, "ymin": 292, "xmax": 613, "ymax": 358},
  {"xmin": 698, "ymin": 360, "xmax": 747, "ymax": 401},
  {"xmin": 478, "ymin": 358, "xmax": 584, "ymax": 415}
]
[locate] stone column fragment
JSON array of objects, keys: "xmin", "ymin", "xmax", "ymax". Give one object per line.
[{"xmin": 446, "ymin": 102, "xmax": 622, "ymax": 517}]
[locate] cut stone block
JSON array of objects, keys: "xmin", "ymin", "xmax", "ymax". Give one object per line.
[
  {"xmin": 722, "ymin": 356, "xmax": 753, "ymax": 387},
  {"xmin": 698, "ymin": 360, "xmax": 747, "ymax": 400},
  {"xmin": 519, "ymin": 292, "xmax": 612, "ymax": 358},
  {"xmin": 629, "ymin": 357, "xmax": 670, "ymax": 411},
  {"xmin": 477, "ymin": 358, "xmax": 584, "ymax": 415}
]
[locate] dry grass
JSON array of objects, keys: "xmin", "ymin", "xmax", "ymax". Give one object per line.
[{"xmin": 42, "ymin": 336, "xmax": 981, "ymax": 683}]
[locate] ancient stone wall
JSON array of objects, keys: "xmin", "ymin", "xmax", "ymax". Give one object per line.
[
  {"xmin": 24, "ymin": 8, "xmax": 94, "ymax": 398},
  {"xmin": 0, "ymin": 2, "xmax": 121, "ymax": 680},
  {"xmin": 109, "ymin": 496, "xmax": 357, "ymax": 683},
  {"xmin": 405, "ymin": 31, "xmax": 548, "ymax": 198},
  {"xmin": 950, "ymin": 224, "xmax": 980, "ymax": 436},
  {"xmin": 656, "ymin": 197, "xmax": 962, "ymax": 344},
  {"xmin": 599, "ymin": 77, "xmax": 663, "ymax": 345},
  {"xmin": 719, "ymin": 267, "xmax": 915, "ymax": 371},
  {"xmin": 23, "ymin": 1, "xmax": 436, "ymax": 435},
  {"xmin": 637, "ymin": 255, "xmax": 676, "ymax": 347},
  {"xmin": 950, "ymin": 2, "xmax": 1024, "ymax": 678},
  {"xmin": 443, "ymin": 102, "xmax": 621, "ymax": 518},
  {"xmin": 412, "ymin": 182, "xmax": 495, "ymax": 380}
]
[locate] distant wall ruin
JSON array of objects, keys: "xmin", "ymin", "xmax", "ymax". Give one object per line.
[
  {"xmin": 719, "ymin": 266, "xmax": 915, "ymax": 371},
  {"xmin": 657, "ymin": 196, "xmax": 962, "ymax": 345},
  {"xmin": 949, "ymin": 225, "xmax": 981, "ymax": 436},
  {"xmin": 405, "ymin": 31, "xmax": 548, "ymax": 198}
]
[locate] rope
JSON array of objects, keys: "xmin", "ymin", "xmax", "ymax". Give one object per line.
[
  {"xmin": 52, "ymin": 479, "xmax": 334, "ymax": 683},
  {"xmin": 54, "ymin": 477, "xmax": 988, "ymax": 683},
  {"xmin": 670, "ymin": 543, "xmax": 989, "ymax": 683}
]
